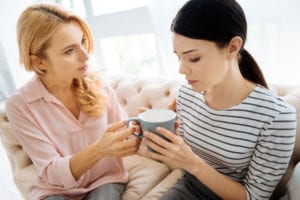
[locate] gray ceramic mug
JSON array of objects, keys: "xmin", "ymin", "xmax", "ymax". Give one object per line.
[{"xmin": 127, "ymin": 108, "xmax": 176, "ymax": 152}]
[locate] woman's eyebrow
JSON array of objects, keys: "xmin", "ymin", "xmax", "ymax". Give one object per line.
[{"xmin": 174, "ymin": 49, "xmax": 199, "ymax": 54}]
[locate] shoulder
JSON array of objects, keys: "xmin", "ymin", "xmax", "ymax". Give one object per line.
[
  {"xmin": 5, "ymin": 78, "xmax": 34, "ymax": 110},
  {"xmin": 251, "ymin": 86, "xmax": 296, "ymax": 136},
  {"xmin": 7, "ymin": 76, "xmax": 46, "ymax": 107},
  {"xmin": 252, "ymin": 85, "xmax": 296, "ymax": 114}
]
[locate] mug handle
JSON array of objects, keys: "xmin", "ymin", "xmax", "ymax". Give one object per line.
[{"xmin": 127, "ymin": 117, "xmax": 143, "ymax": 139}]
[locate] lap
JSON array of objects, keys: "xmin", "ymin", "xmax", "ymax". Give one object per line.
[
  {"xmin": 159, "ymin": 172, "xmax": 222, "ymax": 200},
  {"xmin": 43, "ymin": 195, "xmax": 66, "ymax": 200},
  {"xmin": 83, "ymin": 183, "xmax": 125, "ymax": 200},
  {"xmin": 43, "ymin": 183, "xmax": 125, "ymax": 200}
]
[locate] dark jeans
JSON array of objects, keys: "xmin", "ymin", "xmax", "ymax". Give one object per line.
[{"xmin": 159, "ymin": 172, "xmax": 222, "ymax": 200}]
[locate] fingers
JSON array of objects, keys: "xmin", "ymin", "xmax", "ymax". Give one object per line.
[
  {"xmin": 174, "ymin": 121, "xmax": 181, "ymax": 136},
  {"xmin": 143, "ymin": 147, "xmax": 164, "ymax": 161},
  {"xmin": 175, "ymin": 121, "xmax": 180, "ymax": 129},
  {"xmin": 151, "ymin": 127, "xmax": 177, "ymax": 143},
  {"xmin": 118, "ymin": 146, "xmax": 140, "ymax": 157},
  {"xmin": 114, "ymin": 137, "xmax": 140, "ymax": 157},
  {"xmin": 101, "ymin": 132, "xmax": 140, "ymax": 157},
  {"xmin": 139, "ymin": 107, "xmax": 149, "ymax": 113},
  {"xmin": 106, "ymin": 120, "xmax": 127, "ymax": 132},
  {"xmin": 143, "ymin": 136, "xmax": 167, "ymax": 155},
  {"xmin": 116, "ymin": 126, "xmax": 136, "ymax": 140},
  {"xmin": 167, "ymin": 98, "xmax": 176, "ymax": 111},
  {"xmin": 106, "ymin": 121, "xmax": 138, "ymax": 140},
  {"xmin": 96, "ymin": 121, "xmax": 142, "ymax": 158},
  {"xmin": 142, "ymin": 128, "xmax": 176, "ymax": 156},
  {"xmin": 121, "ymin": 137, "xmax": 140, "ymax": 149},
  {"xmin": 128, "ymin": 120, "xmax": 140, "ymax": 128},
  {"xmin": 142, "ymin": 127, "xmax": 181, "ymax": 155}
]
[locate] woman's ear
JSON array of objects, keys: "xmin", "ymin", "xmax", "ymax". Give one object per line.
[
  {"xmin": 29, "ymin": 55, "xmax": 47, "ymax": 74},
  {"xmin": 227, "ymin": 36, "xmax": 243, "ymax": 60}
]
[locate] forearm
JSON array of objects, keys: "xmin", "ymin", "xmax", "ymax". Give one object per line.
[
  {"xmin": 69, "ymin": 123, "xmax": 138, "ymax": 180},
  {"xmin": 186, "ymin": 156, "xmax": 247, "ymax": 200},
  {"xmin": 70, "ymin": 142, "xmax": 103, "ymax": 180}
]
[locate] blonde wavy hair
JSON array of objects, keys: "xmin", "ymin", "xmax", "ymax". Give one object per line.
[{"xmin": 17, "ymin": 3, "xmax": 107, "ymax": 117}]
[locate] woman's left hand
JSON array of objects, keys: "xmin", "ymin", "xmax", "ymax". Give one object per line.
[{"xmin": 142, "ymin": 127, "xmax": 200, "ymax": 171}]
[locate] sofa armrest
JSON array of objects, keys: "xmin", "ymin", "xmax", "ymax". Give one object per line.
[{"xmin": 122, "ymin": 155, "xmax": 170, "ymax": 200}]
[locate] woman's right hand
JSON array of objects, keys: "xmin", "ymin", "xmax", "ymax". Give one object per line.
[{"xmin": 96, "ymin": 121, "xmax": 140, "ymax": 157}]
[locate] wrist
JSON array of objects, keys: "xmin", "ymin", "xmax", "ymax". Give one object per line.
[
  {"xmin": 91, "ymin": 141, "xmax": 104, "ymax": 160},
  {"xmin": 185, "ymin": 154, "xmax": 204, "ymax": 175}
]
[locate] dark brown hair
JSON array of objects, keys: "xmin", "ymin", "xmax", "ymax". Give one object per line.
[{"xmin": 171, "ymin": 0, "xmax": 268, "ymax": 88}]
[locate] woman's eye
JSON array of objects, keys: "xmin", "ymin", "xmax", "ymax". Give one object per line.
[
  {"xmin": 190, "ymin": 57, "xmax": 200, "ymax": 63},
  {"xmin": 65, "ymin": 49, "xmax": 74, "ymax": 55},
  {"xmin": 82, "ymin": 38, "xmax": 87, "ymax": 44}
]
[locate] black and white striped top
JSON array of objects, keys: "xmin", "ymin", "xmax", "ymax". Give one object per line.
[{"xmin": 177, "ymin": 84, "xmax": 296, "ymax": 200}]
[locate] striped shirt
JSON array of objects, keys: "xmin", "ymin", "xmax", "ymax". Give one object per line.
[{"xmin": 177, "ymin": 84, "xmax": 296, "ymax": 200}]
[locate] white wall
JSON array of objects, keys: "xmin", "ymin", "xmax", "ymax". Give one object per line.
[
  {"xmin": 238, "ymin": 0, "xmax": 300, "ymax": 85},
  {"xmin": 1, "ymin": 0, "xmax": 300, "ymax": 90},
  {"xmin": 0, "ymin": 0, "xmax": 34, "ymax": 91}
]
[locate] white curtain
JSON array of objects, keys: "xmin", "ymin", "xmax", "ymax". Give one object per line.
[
  {"xmin": 148, "ymin": 0, "xmax": 188, "ymax": 79},
  {"xmin": 0, "ymin": 40, "xmax": 15, "ymax": 98},
  {"xmin": 148, "ymin": 0, "xmax": 300, "ymax": 84}
]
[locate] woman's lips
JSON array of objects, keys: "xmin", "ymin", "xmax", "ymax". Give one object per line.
[
  {"xmin": 188, "ymin": 80, "xmax": 198, "ymax": 85},
  {"xmin": 79, "ymin": 65, "xmax": 88, "ymax": 71}
]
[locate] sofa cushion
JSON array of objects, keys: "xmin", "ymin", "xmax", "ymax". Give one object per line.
[
  {"xmin": 0, "ymin": 117, "xmax": 37, "ymax": 199},
  {"xmin": 143, "ymin": 169, "xmax": 183, "ymax": 200},
  {"xmin": 122, "ymin": 155, "xmax": 170, "ymax": 200},
  {"xmin": 286, "ymin": 162, "xmax": 300, "ymax": 200}
]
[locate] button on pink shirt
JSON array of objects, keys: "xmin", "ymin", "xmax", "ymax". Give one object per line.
[{"xmin": 5, "ymin": 76, "xmax": 129, "ymax": 200}]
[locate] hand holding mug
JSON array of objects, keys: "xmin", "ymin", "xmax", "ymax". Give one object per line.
[{"xmin": 127, "ymin": 108, "xmax": 176, "ymax": 152}]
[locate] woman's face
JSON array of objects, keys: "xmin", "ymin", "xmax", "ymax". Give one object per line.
[
  {"xmin": 172, "ymin": 33, "xmax": 231, "ymax": 93},
  {"xmin": 40, "ymin": 21, "xmax": 90, "ymax": 84}
]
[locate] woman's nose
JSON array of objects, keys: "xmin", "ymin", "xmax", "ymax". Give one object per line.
[
  {"xmin": 178, "ymin": 62, "xmax": 190, "ymax": 75},
  {"xmin": 80, "ymin": 46, "xmax": 90, "ymax": 61}
]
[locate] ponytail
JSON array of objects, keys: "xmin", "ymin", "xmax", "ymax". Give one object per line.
[{"xmin": 239, "ymin": 49, "xmax": 268, "ymax": 89}]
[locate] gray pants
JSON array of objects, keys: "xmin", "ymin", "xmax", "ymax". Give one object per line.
[
  {"xmin": 43, "ymin": 183, "xmax": 125, "ymax": 200},
  {"xmin": 159, "ymin": 172, "xmax": 222, "ymax": 200}
]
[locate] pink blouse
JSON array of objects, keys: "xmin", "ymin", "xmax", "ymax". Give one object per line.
[{"xmin": 5, "ymin": 76, "xmax": 128, "ymax": 200}]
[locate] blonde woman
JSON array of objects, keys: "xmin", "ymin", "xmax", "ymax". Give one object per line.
[{"xmin": 5, "ymin": 4, "xmax": 139, "ymax": 200}]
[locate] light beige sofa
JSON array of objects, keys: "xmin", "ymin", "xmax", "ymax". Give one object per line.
[{"xmin": 0, "ymin": 75, "xmax": 299, "ymax": 200}]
